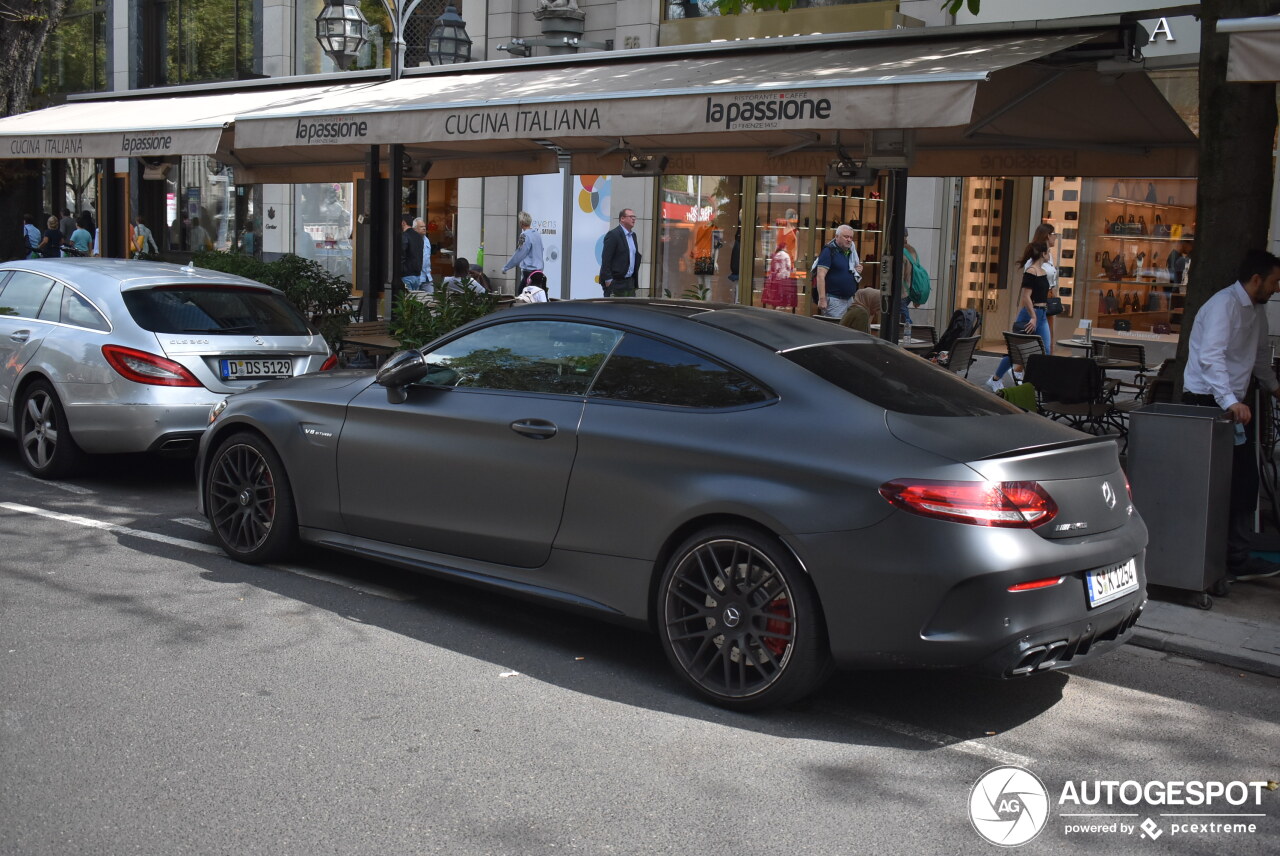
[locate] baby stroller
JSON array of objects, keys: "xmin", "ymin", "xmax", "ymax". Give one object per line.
[{"xmin": 927, "ymin": 308, "xmax": 982, "ymax": 361}]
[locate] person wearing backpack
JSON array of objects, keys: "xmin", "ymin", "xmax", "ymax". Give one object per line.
[
  {"xmin": 903, "ymin": 229, "xmax": 932, "ymax": 321},
  {"xmin": 813, "ymin": 225, "xmax": 862, "ymax": 319}
]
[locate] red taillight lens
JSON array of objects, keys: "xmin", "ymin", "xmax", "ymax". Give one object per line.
[
  {"xmin": 1008, "ymin": 576, "xmax": 1066, "ymax": 592},
  {"xmin": 101, "ymin": 344, "xmax": 202, "ymax": 387},
  {"xmin": 879, "ymin": 479, "xmax": 1058, "ymax": 528},
  {"xmin": 320, "ymin": 353, "xmax": 338, "ymax": 372}
]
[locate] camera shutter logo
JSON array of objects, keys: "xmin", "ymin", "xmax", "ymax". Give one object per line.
[{"xmin": 969, "ymin": 766, "xmax": 1050, "ymax": 847}]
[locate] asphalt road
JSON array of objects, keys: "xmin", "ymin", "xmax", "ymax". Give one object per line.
[{"xmin": 1, "ymin": 443, "xmax": 1277, "ymax": 856}]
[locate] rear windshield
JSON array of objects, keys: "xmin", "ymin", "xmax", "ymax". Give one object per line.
[
  {"xmin": 783, "ymin": 341, "xmax": 1021, "ymax": 417},
  {"xmin": 123, "ymin": 287, "xmax": 313, "ymax": 336}
]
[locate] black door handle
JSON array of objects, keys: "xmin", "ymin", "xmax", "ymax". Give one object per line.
[{"xmin": 510, "ymin": 419, "xmax": 558, "ymax": 439}]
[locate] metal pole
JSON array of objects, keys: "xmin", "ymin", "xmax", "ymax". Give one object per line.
[
  {"xmin": 559, "ymin": 155, "xmax": 573, "ymax": 299},
  {"xmin": 884, "ymin": 167, "xmax": 909, "ymax": 344}
]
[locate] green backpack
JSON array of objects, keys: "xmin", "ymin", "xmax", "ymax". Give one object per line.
[{"xmin": 905, "ymin": 246, "xmax": 931, "ymax": 306}]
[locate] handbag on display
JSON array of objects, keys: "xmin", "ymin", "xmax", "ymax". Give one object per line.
[
  {"xmin": 1127, "ymin": 214, "xmax": 1141, "ymax": 235},
  {"xmin": 1170, "ymin": 224, "xmax": 1183, "ymax": 239},
  {"xmin": 1107, "ymin": 253, "xmax": 1128, "ymax": 282},
  {"xmin": 1145, "ymin": 182, "xmax": 1158, "ymax": 203},
  {"xmin": 1104, "ymin": 289, "xmax": 1119, "ymax": 313},
  {"xmin": 1138, "ymin": 216, "xmax": 1148, "ymax": 236},
  {"xmin": 693, "ymin": 255, "xmax": 715, "ymax": 275},
  {"xmin": 1100, "ymin": 251, "xmax": 1112, "ymax": 272},
  {"xmin": 1153, "ymin": 323, "xmax": 1172, "ymax": 335},
  {"xmin": 1153, "ymin": 215, "xmax": 1170, "ymax": 238},
  {"xmin": 1044, "ymin": 297, "xmax": 1064, "ymax": 316},
  {"xmin": 1113, "ymin": 319, "xmax": 1132, "ymax": 332}
]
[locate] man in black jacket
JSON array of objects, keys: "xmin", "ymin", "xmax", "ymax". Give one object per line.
[
  {"xmin": 401, "ymin": 214, "xmax": 426, "ymax": 291},
  {"xmin": 599, "ymin": 208, "xmax": 641, "ymax": 296}
]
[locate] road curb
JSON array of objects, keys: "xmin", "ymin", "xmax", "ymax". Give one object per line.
[{"xmin": 1129, "ymin": 627, "xmax": 1280, "ymax": 679}]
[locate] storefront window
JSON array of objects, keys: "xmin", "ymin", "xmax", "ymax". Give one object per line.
[
  {"xmin": 656, "ymin": 175, "xmax": 741, "ymax": 302},
  {"xmin": 295, "ymin": 182, "xmax": 355, "ymax": 281},
  {"xmin": 1071, "ymin": 177, "xmax": 1196, "ymax": 338},
  {"xmin": 666, "ymin": 0, "xmax": 877, "ymax": 19},
  {"xmin": 39, "ymin": 0, "xmax": 108, "ymax": 95},
  {"xmin": 62, "ymin": 159, "xmax": 100, "ymax": 227},
  {"xmin": 139, "ymin": 0, "xmax": 256, "ymax": 87},
  {"xmin": 960, "ymin": 178, "xmax": 1012, "ymax": 350},
  {"xmin": 164, "ymin": 156, "xmax": 241, "ymax": 253}
]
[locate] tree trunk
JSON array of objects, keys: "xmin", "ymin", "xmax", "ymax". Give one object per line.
[
  {"xmin": 1177, "ymin": 0, "xmax": 1280, "ymax": 378},
  {"xmin": 0, "ymin": 1, "xmax": 71, "ymax": 260}
]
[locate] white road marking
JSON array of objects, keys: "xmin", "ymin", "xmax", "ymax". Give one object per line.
[
  {"xmin": 0, "ymin": 502, "xmax": 414, "ymax": 602},
  {"xmin": 1, "ymin": 502, "xmax": 223, "ymax": 554},
  {"xmin": 11, "ymin": 472, "xmax": 95, "ymax": 495},
  {"xmin": 173, "ymin": 517, "xmax": 211, "ymax": 532},
  {"xmin": 836, "ymin": 709, "xmax": 1035, "ymax": 767}
]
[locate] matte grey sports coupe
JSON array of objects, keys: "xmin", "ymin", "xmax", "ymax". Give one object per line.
[{"xmin": 197, "ymin": 300, "xmax": 1147, "ymax": 710}]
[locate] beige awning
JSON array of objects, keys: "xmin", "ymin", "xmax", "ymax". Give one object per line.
[
  {"xmin": 0, "ymin": 82, "xmax": 378, "ymax": 160},
  {"xmin": 1221, "ymin": 15, "xmax": 1280, "ymax": 82},
  {"xmin": 231, "ymin": 30, "xmax": 1200, "ymax": 181}
]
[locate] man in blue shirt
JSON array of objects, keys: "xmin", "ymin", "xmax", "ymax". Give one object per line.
[
  {"xmin": 814, "ymin": 224, "xmax": 862, "ymax": 319},
  {"xmin": 502, "ymin": 211, "xmax": 545, "ymax": 289},
  {"xmin": 22, "ymin": 214, "xmax": 41, "ymax": 258}
]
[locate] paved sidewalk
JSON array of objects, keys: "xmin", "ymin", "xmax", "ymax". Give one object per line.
[{"xmin": 960, "ymin": 349, "xmax": 1280, "ymax": 678}]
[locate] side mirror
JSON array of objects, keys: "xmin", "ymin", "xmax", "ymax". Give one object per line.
[{"xmin": 375, "ymin": 349, "xmax": 428, "ymax": 403}]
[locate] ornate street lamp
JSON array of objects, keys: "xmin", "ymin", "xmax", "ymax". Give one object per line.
[
  {"xmin": 425, "ymin": 4, "xmax": 472, "ymax": 65},
  {"xmin": 316, "ymin": 0, "xmax": 370, "ymax": 71}
]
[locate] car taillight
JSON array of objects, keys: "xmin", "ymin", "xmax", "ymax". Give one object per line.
[
  {"xmin": 879, "ymin": 479, "xmax": 1058, "ymax": 528},
  {"xmin": 1008, "ymin": 576, "xmax": 1066, "ymax": 592},
  {"xmin": 320, "ymin": 353, "xmax": 338, "ymax": 372},
  {"xmin": 102, "ymin": 344, "xmax": 202, "ymax": 387}
]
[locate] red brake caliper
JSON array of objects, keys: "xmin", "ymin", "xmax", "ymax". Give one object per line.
[{"xmin": 763, "ymin": 597, "xmax": 792, "ymax": 657}]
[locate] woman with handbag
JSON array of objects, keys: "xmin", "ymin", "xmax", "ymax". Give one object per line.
[
  {"xmin": 132, "ymin": 215, "xmax": 158, "ymax": 258},
  {"xmin": 1024, "ymin": 223, "xmax": 1060, "ymax": 346},
  {"xmin": 984, "ymin": 241, "xmax": 1054, "ymax": 392}
]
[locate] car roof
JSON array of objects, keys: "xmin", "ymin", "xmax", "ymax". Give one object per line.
[
  {"xmin": 515, "ymin": 298, "xmax": 867, "ymax": 352},
  {"xmin": 0, "ymin": 258, "xmax": 280, "ymax": 293}
]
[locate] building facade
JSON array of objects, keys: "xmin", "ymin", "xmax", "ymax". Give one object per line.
[{"xmin": 23, "ymin": 1, "xmax": 1265, "ymax": 349}]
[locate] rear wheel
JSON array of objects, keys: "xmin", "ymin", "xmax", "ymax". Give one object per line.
[
  {"xmin": 205, "ymin": 431, "xmax": 297, "ymax": 564},
  {"xmin": 657, "ymin": 524, "xmax": 830, "ymax": 710},
  {"xmin": 18, "ymin": 380, "xmax": 84, "ymax": 479}
]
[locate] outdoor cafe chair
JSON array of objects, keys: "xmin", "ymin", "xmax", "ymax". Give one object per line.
[
  {"xmin": 1002, "ymin": 331, "xmax": 1047, "ymax": 384},
  {"xmin": 1023, "ymin": 354, "xmax": 1123, "ymax": 438},
  {"xmin": 938, "ymin": 334, "xmax": 980, "ymax": 378}
]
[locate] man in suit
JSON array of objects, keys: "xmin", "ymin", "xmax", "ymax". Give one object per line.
[
  {"xmin": 401, "ymin": 214, "xmax": 425, "ymax": 291},
  {"xmin": 600, "ymin": 208, "xmax": 641, "ymax": 297}
]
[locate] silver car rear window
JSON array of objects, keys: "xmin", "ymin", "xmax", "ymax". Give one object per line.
[
  {"xmin": 783, "ymin": 342, "xmax": 1021, "ymax": 417},
  {"xmin": 122, "ymin": 286, "xmax": 313, "ymax": 336}
]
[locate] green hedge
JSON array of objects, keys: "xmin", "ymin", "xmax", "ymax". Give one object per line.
[{"xmin": 192, "ymin": 251, "xmax": 354, "ymax": 348}]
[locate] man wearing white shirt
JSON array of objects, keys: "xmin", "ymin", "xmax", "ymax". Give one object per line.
[
  {"xmin": 1183, "ymin": 249, "xmax": 1280, "ymax": 582},
  {"xmin": 413, "ymin": 218, "xmax": 434, "ymax": 292},
  {"xmin": 600, "ymin": 209, "xmax": 641, "ymax": 296}
]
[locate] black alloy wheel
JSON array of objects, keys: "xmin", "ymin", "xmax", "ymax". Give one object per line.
[
  {"xmin": 18, "ymin": 380, "xmax": 84, "ymax": 479},
  {"xmin": 658, "ymin": 524, "xmax": 829, "ymax": 710},
  {"xmin": 205, "ymin": 431, "xmax": 297, "ymax": 564}
]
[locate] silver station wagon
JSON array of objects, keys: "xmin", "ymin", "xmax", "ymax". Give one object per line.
[{"xmin": 0, "ymin": 258, "xmax": 334, "ymax": 478}]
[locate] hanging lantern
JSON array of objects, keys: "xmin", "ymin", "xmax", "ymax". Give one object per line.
[
  {"xmin": 315, "ymin": 0, "xmax": 370, "ymax": 71},
  {"xmin": 425, "ymin": 4, "xmax": 473, "ymax": 65}
]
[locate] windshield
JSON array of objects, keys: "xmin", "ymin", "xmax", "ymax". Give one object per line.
[
  {"xmin": 123, "ymin": 286, "xmax": 314, "ymax": 336},
  {"xmin": 783, "ymin": 341, "xmax": 1021, "ymax": 417}
]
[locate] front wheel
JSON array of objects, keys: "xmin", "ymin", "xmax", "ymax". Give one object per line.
[
  {"xmin": 657, "ymin": 525, "xmax": 830, "ymax": 710},
  {"xmin": 205, "ymin": 431, "xmax": 297, "ymax": 564},
  {"xmin": 18, "ymin": 380, "xmax": 84, "ymax": 479}
]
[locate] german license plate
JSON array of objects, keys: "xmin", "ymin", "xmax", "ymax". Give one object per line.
[
  {"xmin": 220, "ymin": 358, "xmax": 292, "ymax": 380},
  {"xmin": 1085, "ymin": 558, "xmax": 1138, "ymax": 608}
]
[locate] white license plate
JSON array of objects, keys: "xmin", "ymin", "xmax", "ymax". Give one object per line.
[
  {"xmin": 221, "ymin": 358, "xmax": 292, "ymax": 380},
  {"xmin": 1085, "ymin": 558, "xmax": 1139, "ymax": 608}
]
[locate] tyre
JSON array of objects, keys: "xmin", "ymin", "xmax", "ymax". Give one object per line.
[
  {"xmin": 205, "ymin": 431, "xmax": 297, "ymax": 564},
  {"xmin": 657, "ymin": 524, "xmax": 830, "ymax": 710},
  {"xmin": 17, "ymin": 380, "xmax": 84, "ymax": 479}
]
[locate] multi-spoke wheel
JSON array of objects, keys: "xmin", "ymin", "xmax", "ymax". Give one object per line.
[
  {"xmin": 18, "ymin": 380, "xmax": 84, "ymax": 479},
  {"xmin": 205, "ymin": 431, "xmax": 297, "ymax": 563},
  {"xmin": 658, "ymin": 525, "xmax": 829, "ymax": 710}
]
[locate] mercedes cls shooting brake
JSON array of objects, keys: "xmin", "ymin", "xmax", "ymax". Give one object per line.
[{"xmin": 0, "ymin": 258, "xmax": 335, "ymax": 478}]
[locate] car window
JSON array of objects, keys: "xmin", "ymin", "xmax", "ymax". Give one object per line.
[
  {"xmin": 61, "ymin": 288, "xmax": 110, "ymax": 332},
  {"xmin": 38, "ymin": 283, "xmax": 64, "ymax": 322},
  {"xmin": 421, "ymin": 320, "xmax": 622, "ymax": 395},
  {"xmin": 783, "ymin": 342, "xmax": 1022, "ymax": 417},
  {"xmin": 589, "ymin": 333, "xmax": 772, "ymax": 408},
  {"xmin": 0, "ymin": 271, "xmax": 56, "ymax": 319},
  {"xmin": 122, "ymin": 287, "xmax": 313, "ymax": 336}
]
